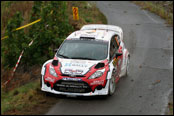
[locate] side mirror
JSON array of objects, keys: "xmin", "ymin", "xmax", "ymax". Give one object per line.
[
  {"xmin": 115, "ymin": 52, "xmax": 122, "ymax": 58},
  {"xmin": 52, "ymin": 59, "xmax": 58, "ymax": 66}
]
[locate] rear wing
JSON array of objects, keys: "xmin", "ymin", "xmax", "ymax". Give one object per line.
[{"xmin": 80, "ymin": 24, "xmax": 123, "ymax": 41}]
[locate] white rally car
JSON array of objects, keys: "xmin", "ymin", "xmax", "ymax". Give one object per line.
[{"xmin": 41, "ymin": 24, "xmax": 130, "ymax": 96}]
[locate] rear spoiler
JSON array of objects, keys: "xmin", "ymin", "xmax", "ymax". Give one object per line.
[{"xmin": 81, "ymin": 24, "xmax": 123, "ymax": 41}]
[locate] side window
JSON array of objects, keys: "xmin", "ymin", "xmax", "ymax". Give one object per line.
[
  {"xmin": 109, "ymin": 41, "xmax": 113, "ymax": 60},
  {"xmin": 110, "ymin": 35, "xmax": 122, "ymax": 60},
  {"xmin": 113, "ymin": 35, "xmax": 121, "ymax": 49},
  {"xmin": 113, "ymin": 36, "xmax": 118, "ymax": 49},
  {"xmin": 109, "ymin": 37, "xmax": 117, "ymax": 60},
  {"xmin": 117, "ymin": 35, "xmax": 121, "ymax": 45}
]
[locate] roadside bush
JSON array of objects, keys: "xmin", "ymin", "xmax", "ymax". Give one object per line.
[
  {"xmin": 22, "ymin": 1, "xmax": 73, "ymax": 66},
  {"xmin": 2, "ymin": 12, "xmax": 30, "ymax": 68},
  {"xmin": 2, "ymin": 1, "xmax": 74, "ymax": 68}
]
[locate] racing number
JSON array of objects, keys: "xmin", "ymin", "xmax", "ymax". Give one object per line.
[{"xmin": 112, "ymin": 57, "xmax": 117, "ymax": 67}]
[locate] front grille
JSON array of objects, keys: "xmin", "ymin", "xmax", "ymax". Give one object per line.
[
  {"xmin": 53, "ymin": 80, "xmax": 92, "ymax": 93},
  {"xmin": 61, "ymin": 74, "xmax": 85, "ymax": 77}
]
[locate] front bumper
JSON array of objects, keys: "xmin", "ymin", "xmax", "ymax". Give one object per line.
[{"xmin": 41, "ymin": 76, "xmax": 110, "ymax": 96}]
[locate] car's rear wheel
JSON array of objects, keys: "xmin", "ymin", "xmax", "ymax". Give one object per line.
[{"xmin": 109, "ymin": 71, "xmax": 116, "ymax": 96}]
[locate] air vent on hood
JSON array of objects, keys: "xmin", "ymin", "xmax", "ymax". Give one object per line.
[
  {"xmin": 80, "ymin": 37, "xmax": 95, "ymax": 40},
  {"xmin": 80, "ymin": 34, "xmax": 95, "ymax": 40},
  {"xmin": 95, "ymin": 63, "xmax": 105, "ymax": 69}
]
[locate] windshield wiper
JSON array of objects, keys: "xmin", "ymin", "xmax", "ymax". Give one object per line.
[
  {"xmin": 71, "ymin": 57, "xmax": 97, "ymax": 60},
  {"xmin": 57, "ymin": 54, "xmax": 70, "ymax": 59}
]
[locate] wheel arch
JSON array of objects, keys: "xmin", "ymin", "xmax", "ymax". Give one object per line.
[{"xmin": 41, "ymin": 59, "xmax": 53, "ymax": 75}]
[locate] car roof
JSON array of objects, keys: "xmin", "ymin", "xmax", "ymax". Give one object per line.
[{"xmin": 66, "ymin": 24, "xmax": 123, "ymax": 42}]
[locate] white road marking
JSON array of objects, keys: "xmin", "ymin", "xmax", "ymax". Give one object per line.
[{"xmin": 143, "ymin": 10, "xmax": 159, "ymax": 24}]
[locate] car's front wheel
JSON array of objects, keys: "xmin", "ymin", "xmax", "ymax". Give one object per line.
[{"xmin": 108, "ymin": 71, "xmax": 116, "ymax": 96}]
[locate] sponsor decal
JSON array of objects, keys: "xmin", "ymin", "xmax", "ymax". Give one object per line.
[
  {"xmin": 64, "ymin": 69, "xmax": 83, "ymax": 75},
  {"xmin": 113, "ymin": 57, "xmax": 121, "ymax": 67},
  {"xmin": 112, "ymin": 57, "xmax": 118, "ymax": 66},
  {"xmin": 118, "ymin": 46, "xmax": 122, "ymax": 53},
  {"xmin": 64, "ymin": 63, "xmax": 88, "ymax": 67},
  {"xmin": 90, "ymin": 80, "xmax": 104, "ymax": 85},
  {"xmin": 45, "ymin": 77, "xmax": 55, "ymax": 82},
  {"xmin": 62, "ymin": 77, "xmax": 82, "ymax": 81}
]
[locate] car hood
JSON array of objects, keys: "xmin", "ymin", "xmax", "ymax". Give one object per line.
[{"xmin": 58, "ymin": 58, "xmax": 101, "ymax": 75}]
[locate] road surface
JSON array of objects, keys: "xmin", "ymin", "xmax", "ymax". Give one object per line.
[{"xmin": 46, "ymin": 1, "xmax": 173, "ymax": 115}]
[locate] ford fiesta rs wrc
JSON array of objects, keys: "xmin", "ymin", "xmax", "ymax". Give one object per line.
[{"xmin": 41, "ymin": 24, "xmax": 130, "ymax": 96}]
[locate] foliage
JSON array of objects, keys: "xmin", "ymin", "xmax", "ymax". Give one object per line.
[
  {"xmin": 23, "ymin": 1, "xmax": 73, "ymax": 66},
  {"xmin": 2, "ymin": 12, "xmax": 29, "ymax": 68},
  {"xmin": 2, "ymin": 1, "xmax": 74, "ymax": 68}
]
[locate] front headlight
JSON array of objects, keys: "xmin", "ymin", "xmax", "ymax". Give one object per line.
[
  {"xmin": 49, "ymin": 65, "xmax": 58, "ymax": 77},
  {"xmin": 88, "ymin": 68, "xmax": 105, "ymax": 79}
]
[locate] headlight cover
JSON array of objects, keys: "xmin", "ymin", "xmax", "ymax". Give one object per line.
[
  {"xmin": 88, "ymin": 68, "xmax": 105, "ymax": 79},
  {"xmin": 49, "ymin": 65, "xmax": 58, "ymax": 77}
]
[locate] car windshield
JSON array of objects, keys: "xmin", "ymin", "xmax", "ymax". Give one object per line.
[{"xmin": 57, "ymin": 39, "xmax": 108, "ymax": 60}]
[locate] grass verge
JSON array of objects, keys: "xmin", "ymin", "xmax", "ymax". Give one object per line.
[
  {"xmin": 1, "ymin": 1, "xmax": 107, "ymax": 115},
  {"xmin": 132, "ymin": 1, "xmax": 173, "ymax": 26},
  {"xmin": 1, "ymin": 1, "xmax": 33, "ymax": 37},
  {"xmin": 168, "ymin": 102, "xmax": 173, "ymax": 115},
  {"xmin": 1, "ymin": 79, "xmax": 59, "ymax": 115},
  {"xmin": 67, "ymin": 1, "xmax": 107, "ymax": 30}
]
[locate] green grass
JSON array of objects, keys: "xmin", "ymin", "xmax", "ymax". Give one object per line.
[
  {"xmin": 1, "ymin": 1, "xmax": 33, "ymax": 37},
  {"xmin": 168, "ymin": 102, "xmax": 173, "ymax": 115},
  {"xmin": 1, "ymin": 79, "xmax": 40, "ymax": 114},
  {"xmin": 1, "ymin": 1, "xmax": 13, "ymax": 15},
  {"xmin": 81, "ymin": 1, "xmax": 107, "ymax": 24},
  {"xmin": 67, "ymin": 1, "xmax": 107, "ymax": 29}
]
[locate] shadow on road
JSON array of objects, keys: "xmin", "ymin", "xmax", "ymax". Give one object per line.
[{"xmin": 45, "ymin": 92, "xmax": 110, "ymax": 101}]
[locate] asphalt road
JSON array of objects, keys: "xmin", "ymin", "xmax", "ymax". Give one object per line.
[{"xmin": 46, "ymin": 1, "xmax": 173, "ymax": 115}]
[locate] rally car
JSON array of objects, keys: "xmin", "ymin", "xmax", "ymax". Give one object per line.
[{"xmin": 41, "ymin": 24, "xmax": 130, "ymax": 96}]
